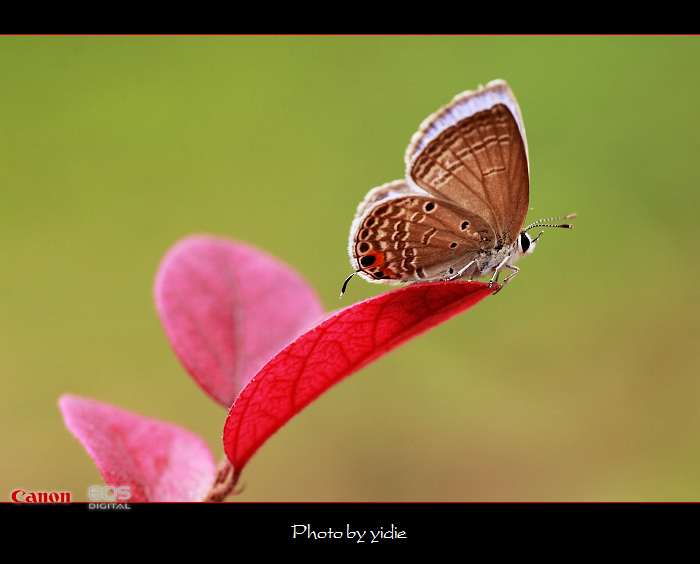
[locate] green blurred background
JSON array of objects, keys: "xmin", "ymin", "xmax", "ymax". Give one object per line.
[{"xmin": 2, "ymin": 36, "xmax": 699, "ymax": 502}]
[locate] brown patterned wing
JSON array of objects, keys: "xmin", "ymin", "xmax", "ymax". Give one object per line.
[
  {"xmin": 348, "ymin": 181, "xmax": 496, "ymax": 284},
  {"xmin": 407, "ymin": 83, "xmax": 529, "ymax": 247}
]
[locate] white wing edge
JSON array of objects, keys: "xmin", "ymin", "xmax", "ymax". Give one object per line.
[{"xmin": 404, "ymin": 79, "xmax": 528, "ymax": 171}]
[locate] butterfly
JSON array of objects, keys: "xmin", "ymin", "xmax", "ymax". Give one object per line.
[{"xmin": 343, "ymin": 79, "xmax": 575, "ymax": 296}]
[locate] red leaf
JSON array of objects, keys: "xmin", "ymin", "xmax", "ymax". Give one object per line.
[
  {"xmin": 154, "ymin": 235, "xmax": 325, "ymax": 408},
  {"xmin": 59, "ymin": 394, "xmax": 217, "ymax": 502},
  {"xmin": 223, "ymin": 280, "xmax": 495, "ymax": 475}
]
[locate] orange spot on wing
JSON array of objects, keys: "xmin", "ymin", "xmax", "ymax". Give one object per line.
[
  {"xmin": 368, "ymin": 251, "xmax": 386, "ymax": 269},
  {"xmin": 357, "ymin": 249, "xmax": 390, "ymax": 278}
]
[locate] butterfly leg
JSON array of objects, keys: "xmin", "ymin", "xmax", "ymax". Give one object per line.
[
  {"xmin": 488, "ymin": 255, "xmax": 514, "ymax": 293},
  {"xmin": 491, "ymin": 264, "xmax": 519, "ymax": 295},
  {"xmin": 488, "ymin": 256, "xmax": 510, "ymax": 287},
  {"xmin": 501, "ymin": 264, "xmax": 520, "ymax": 286},
  {"xmin": 447, "ymin": 259, "xmax": 477, "ymax": 281}
]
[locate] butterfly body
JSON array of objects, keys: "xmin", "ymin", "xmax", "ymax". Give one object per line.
[{"xmin": 347, "ymin": 80, "xmax": 573, "ymax": 294}]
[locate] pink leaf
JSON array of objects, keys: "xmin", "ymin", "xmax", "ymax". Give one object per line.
[
  {"xmin": 59, "ymin": 394, "xmax": 217, "ymax": 502},
  {"xmin": 223, "ymin": 280, "xmax": 495, "ymax": 475},
  {"xmin": 154, "ymin": 235, "xmax": 325, "ymax": 408}
]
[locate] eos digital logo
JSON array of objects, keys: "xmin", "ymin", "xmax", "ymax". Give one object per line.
[{"xmin": 88, "ymin": 486, "xmax": 131, "ymax": 501}]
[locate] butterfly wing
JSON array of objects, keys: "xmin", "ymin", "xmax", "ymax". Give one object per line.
[
  {"xmin": 348, "ymin": 180, "xmax": 496, "ymax": 284},
  {"xmin": 405, "ymin": 80, "xmax": 530, "ymax": 247}
]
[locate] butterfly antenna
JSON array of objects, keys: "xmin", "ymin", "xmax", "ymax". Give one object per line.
[
  {"xmin": 523, "ymin": 213, "xmax": 577, "ymax": 233},
  {"xmin": 340, "ymin": 273, "xmax": 356, "ymax": 298}
]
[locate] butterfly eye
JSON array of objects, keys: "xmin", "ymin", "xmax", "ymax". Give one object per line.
[{"xmin": 520, "ymin": 232, "xmax": 532, "ymax": 253}]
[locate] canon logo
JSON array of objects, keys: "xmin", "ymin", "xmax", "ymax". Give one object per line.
[{"xmin": 11, "ymin": 490, "xmax": 71, "ymax": 503}]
